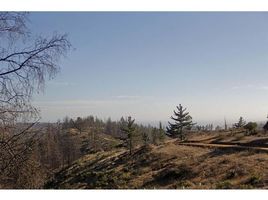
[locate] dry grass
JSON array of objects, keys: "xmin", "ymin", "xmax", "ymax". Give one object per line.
[{"xmin": 45, "ymin": 132, "xmax": 268, "ymax": 189}]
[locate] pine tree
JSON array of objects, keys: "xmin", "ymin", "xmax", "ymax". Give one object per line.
[
  {"xmin": 120, "ymin": 116, "xmax": 135, "ymax": 155},
  {"xmin": 166, "ymin": 104, "xmax": 194, "ymax": 140},
  {"xmin": 215, "ymin": 125, "xmax": 222, "ymax": 131},
  {"xmin": 151, "ymin": 128, "xmax": 158, "ymax": 145},
  {"xmin": 142, "ymin": 132, "xmax": 150, "ymax": 147},
  {"xmin": 224, "ymin": 118, "xmax": 228, "ymax": 131},
  {"xmin": 73, "ymin": 117, "xmax": 84, "ymax": 134},
  {"xmin": 105, "ymin": 117, "xmax": 113, "ymax": 135},
  {"xmin": 158, "ymin": 122, "xmax": 165, "ymax": 143},
  {"xmin": 233, "ymin": 116, "xmax": 246, "ymax": 129},
  {"xmin": 263, "ymin": 114, "xmax": 268, "ymax": 133}
]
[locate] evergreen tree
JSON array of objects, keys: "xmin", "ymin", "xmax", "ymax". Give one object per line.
[
  {"xmin": 151, "ymin": 128, "xmax": 158, "ymax": 145},
  {"xmin": 120, "ymin": 116, "xmax": 135, "ymax": 155},
  {"xmin": 105, "ymin": 117, "xmax": 113, "ymax": 135},
  {"xmin": 158, "ymin": 122, "xmax": 165, "ymax": 143},
  {"xmin": 62, "ymin": 116, "xmax": 71, "ymax": 129},
  {"xmin": 215, "ymin": 125, "xmax": 222, "ymax": 131},
  {"xmin": 233, "ymin": 117, "xmax": 246, "ymax": 129},
  {"xmin": 224, "ymin": 118, "xmax": 228, "ymax": 131},
  {"xmin": 166, "ymin": 104, "xmax": 194, "ymax": 140},
  {"xmin": 74, "ymin": 117, "xmax": 85, "ymax": 134},
  {"xmin": 142, "ymin": 132, "xmax": 150, "ymax": 147},
  {"xmin": 263, "ymin": 114, "xmax": 268, "ymax": 133}
]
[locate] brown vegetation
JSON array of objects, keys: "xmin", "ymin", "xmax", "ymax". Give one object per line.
[{"xmin": 45, "ymin": 132, "xmax": 268, "ymax": 189}]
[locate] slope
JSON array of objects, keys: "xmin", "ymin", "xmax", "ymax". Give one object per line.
[{"xmin": 45, "ymin": 138, "xmax": 268, "ymax": 189}]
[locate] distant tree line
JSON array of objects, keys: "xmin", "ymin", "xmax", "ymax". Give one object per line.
[{"xmin": 60, "ymin": 115, "xmax": 167, "ymax": 153}]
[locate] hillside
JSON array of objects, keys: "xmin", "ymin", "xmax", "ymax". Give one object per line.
[
  {"xmin": 68, "ymin": 128, "xmax": 123, "ymax": 154},
  {"xmin": 45, "ymin": 133, "xmax": 268, "ymax": 189}
]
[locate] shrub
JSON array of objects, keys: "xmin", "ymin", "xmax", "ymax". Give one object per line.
[
  {"xmin": 246, "ymin": 175, "xmax": 262, "ymax": 186},
  {"xmin": 225, "ymin": 170, "xmax": 237, "ymax": 179},
  {"xmin": 244, "ymin": 122, "xmax": 257, "ymax": 135},
  {"xmin": 216, "ymin": 180, "xmax": 233, "ymax": 189}
]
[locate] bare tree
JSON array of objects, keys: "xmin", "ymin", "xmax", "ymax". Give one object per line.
[
  {"xmin": 0, "ymin": 12, "xmax": 71, "ymax": 188},
  {"xmin": 0, "ymin": 12, "xmax": 29, "ymax": 41}
]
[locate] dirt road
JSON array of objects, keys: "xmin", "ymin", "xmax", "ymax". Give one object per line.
[{"xmin": 178, "ymin": 142, "xmax": 268, "ymax": 152}]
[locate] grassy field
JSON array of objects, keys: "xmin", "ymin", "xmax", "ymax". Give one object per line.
[{"xmin": 45, "ymin": 131, "xmax": 268, "ymax": 189}]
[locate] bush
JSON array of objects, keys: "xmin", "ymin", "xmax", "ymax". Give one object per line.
[
  {"xmin": 225, "ymin": 170, "xmax": 237, "ymax": 179},
  {"xmin": 246, "ymin": 175, "xmax": 262, "ymax": 186},
  {"xmin": 244, "ymin": 122, "xmax": 257, "ymax": 135},
  {"xmin": 154, "ymin": 164, "xmax": 194, "ymax": 183},
  {"xmin": 216, "ymin": 181, "xmax": 233, "ymax": 189}
]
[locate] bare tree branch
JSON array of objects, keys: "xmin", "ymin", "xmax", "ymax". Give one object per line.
[{"xmin": 0, "ymin": 12, "xmax": 72, "ymax": 187}]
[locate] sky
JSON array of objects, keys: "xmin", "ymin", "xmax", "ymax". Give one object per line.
[{"xmin": 29, "ymin": 12, "xmax": 268, "ymax": 126}]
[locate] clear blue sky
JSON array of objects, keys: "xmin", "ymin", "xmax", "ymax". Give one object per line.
[{"xmin": 30, "ymin": 12, "xmax": 268, "ymax": 126}]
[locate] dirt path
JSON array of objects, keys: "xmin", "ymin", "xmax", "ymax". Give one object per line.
[{"xmin": 178, "ymin": 142, "xmax": 268, "ymax": 153}]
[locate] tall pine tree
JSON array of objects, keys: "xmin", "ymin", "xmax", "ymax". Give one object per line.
[
  {"xmin": 166, "ymin": 104, "xmax": 194, "ymax": 140},
  {"xmin": 158, "ymin": 122, "xmax": 166, "ymax": 143},
  {"xmin": 120, "ymin": 116, "xmax": 135, "ymax": 155}
]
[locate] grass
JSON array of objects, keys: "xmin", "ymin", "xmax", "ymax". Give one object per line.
[{"xmin": 45, "ymin": 132, "xmax": 268, "ymax": 189}]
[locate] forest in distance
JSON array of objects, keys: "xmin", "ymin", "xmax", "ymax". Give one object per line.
[{"xmin": 0, "ymin": 12, "xmax": 268, "ymax": 189}]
